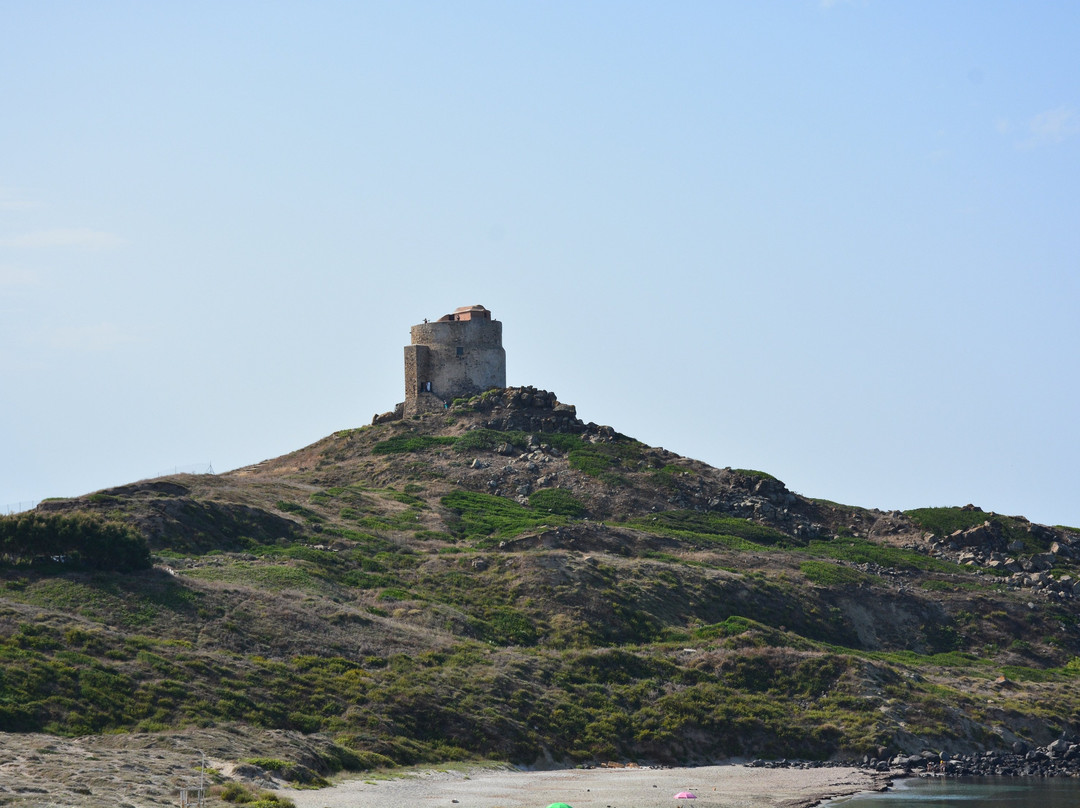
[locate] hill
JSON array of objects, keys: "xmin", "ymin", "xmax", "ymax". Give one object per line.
[{"xmin": 3, "ymin": 387, "xmax": 1080, "ymax": 804}]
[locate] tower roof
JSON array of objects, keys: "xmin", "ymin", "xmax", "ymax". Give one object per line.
[{"xmin": 436, "ymin": 305, "xmax": 492, "ymax": 322}]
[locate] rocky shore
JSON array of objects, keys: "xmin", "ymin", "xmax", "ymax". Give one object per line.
[
  {"xmin": 748, "ymin": 738, "xmax": 1080, "ymax": 779},
  {"xmin": 880, "ymin": 739, "xmax": 1080, "ymax": 778}
]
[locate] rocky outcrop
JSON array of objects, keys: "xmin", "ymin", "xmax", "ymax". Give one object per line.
[
  {"xmin": 949, "ymin": 520, "xmax": 1004, "ymax": 549},
  {"xmin": 372, "ymin": 402, "xmax": 405, "ymax": 424},
  {"xmin": 472, "ymin": 386, "xmax": 589, "ymax": 435},
  {"xmin": 913, "ymin": 515, "xmax": 1080, "ymax": 598}
]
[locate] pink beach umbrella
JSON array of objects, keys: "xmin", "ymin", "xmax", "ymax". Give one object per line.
[{"xmin": 674, "ymin": 792, "xmax": 697, "ymax": 800}]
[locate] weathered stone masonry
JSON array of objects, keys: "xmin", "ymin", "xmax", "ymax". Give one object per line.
[{"xmin": 376, "ymin": 305, "xmax": 506, "ymax": 421}]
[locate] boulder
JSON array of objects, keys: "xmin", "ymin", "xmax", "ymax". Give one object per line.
[
  {"xmin": 1048, "ymin": 739, "xmax": 1071, "ymax": 756},
  {"xmin": 951, "ymin": 520, "xmax": 1002, "ymax": 549},
  {"xmin": 372, "ymin": 407, "xmax": 403, "ymax": 425},
  {"xmin": 1031, "ymin": 553, "xmax": 1056, "ymax": 571}
]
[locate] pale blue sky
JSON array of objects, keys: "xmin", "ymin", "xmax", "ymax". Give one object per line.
[{"xmin": 2, "ymin": 2, "xmax": 1078, "ymax": 527}]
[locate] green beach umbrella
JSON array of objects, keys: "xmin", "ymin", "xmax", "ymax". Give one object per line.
[{"xmin": 546, "ymin": 803, "xmax": 574, "ymax": 808}]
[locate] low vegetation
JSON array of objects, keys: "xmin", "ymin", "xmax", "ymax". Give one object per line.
[
  {"xmin": 802, "ymin": 537, "xmax": 959, "ymax": 573},
  {"xmin": 219, "ymin": 782, "xmax": 296, "ymax": 807},
  {"xmin": 0, "ymin": 513, "xmax": 150, "ymax": 572},
  {"xmin": 621, "ymin": 510, "xmax": 794, "ymax": 549},
  {"xmin": 5, "ymin": 388, "xmax": 1080, "ymax": 774},
  {"xmin": 906, "ymin": 507, "xmax": 1046, "ymax": 552},
  {"xmin": 528, "ymin": 488, "xmax": 587, "ymax": 517},
  {"xmin": 372, "ymin": 434, "xmax": 457, "ymax": 455},
  {"xmin": 441, "ymin": 491, "xmax": 569, "ymax": 542}
]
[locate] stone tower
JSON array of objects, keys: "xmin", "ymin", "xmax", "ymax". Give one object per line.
[{"xmin": 401, "ymin": 305, "xmax": 506, "ymax": 416}]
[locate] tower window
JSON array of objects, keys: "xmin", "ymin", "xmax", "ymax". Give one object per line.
[{"xmin": 456, "ymin": 347, "xmax": 464, "ymax": 357}]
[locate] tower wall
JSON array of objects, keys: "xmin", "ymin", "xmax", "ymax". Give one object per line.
[{"xmin": 402, "ymin": 307, "xmax": 506, "ymax": 415}]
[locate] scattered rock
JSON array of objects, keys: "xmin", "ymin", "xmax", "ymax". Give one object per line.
[{"xmin": 752, "ymin": 739, "xmax": 1080, "ymax": 779}]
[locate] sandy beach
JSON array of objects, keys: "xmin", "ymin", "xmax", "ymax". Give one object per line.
[
  {"xmin": 0, "ymin": 731, "xmax": 892, "ymax": 808},
  {"xmin": 287, "ymin": 764, "xmax": 893, "ymax": 808}
]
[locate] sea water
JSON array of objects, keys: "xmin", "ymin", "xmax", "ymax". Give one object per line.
[{"xmin": 829, "ymin": 776, "xmax": 1080, "ymax": 808}]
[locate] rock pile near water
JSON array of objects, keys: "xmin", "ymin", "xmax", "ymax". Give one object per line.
[
  {"xmin": 882, "ymin": 740, "xmax": 1080, "ymax": 777},
  {"xmin": 749, "ymin": 739, "xmax": 1080, "ymax": 778}
]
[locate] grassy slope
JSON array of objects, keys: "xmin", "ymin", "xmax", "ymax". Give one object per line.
[{"xmin": 3, "ymin": 389, "xmax": 1080, "ymax": 770}]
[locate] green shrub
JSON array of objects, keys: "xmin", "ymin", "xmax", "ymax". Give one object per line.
[
  {"xmin": 455, "ymin": 429, "xmax": 529, "ymax": 453},
  {"xmin": 566, "ymin": 438, "xmax": 644, "ymax": 484},
  {"xmin": 567, "ymin": 451, "xmax": 612, "ymax": 476},
  {"xmin": 386, "ymin": 491, "xmax": 425, "ymax": 506},
  {"xmin": 378, "ymin": 587, "xmax": 419, "ymax": 601},
  {"xmin": 475, "ymin": 607, "xmax": 539, "ymax": 646},
  {"xmin": 624, "ymin": 510, "xmax": 793, "ymax": 549},
  {"xmin": 733, "ymin": 469, "xmax": 779, "ymax": 482},
  {"xmin": 341, "ymin": 570, "xmax": 399, "ymax": 589},
  {"xmin": 441, "ymin": 491, "xmax": 566, "ymax": 541},
  {"xmin": 454, "ymin": 429, "xmax": 586, "ymax": 455},
  {"xmin": 329, "ymin": 745, "xmax": 396, "ymax": 769},
  {"xmin": 247, "ymin": 793, "xmax": 296, "ymax": 806},
  {"xmin": 999, "ymin": 665, "xmax": 1059, "ymax": 683},
  {"xmin": 317, "ymin": 743, "xmax": 372, "ymax": 772},
  {"xmin": 414, "ymin": 530, "xmax": 453, "ymax": 541},
  {"xmin": 905, "ymin": 507, "xmax": 996, "ymax": 536},
  {"xmin": 528, "ymin": 489, "xmax": 586, "ymax": 517},
  {"xmin": 923, "ymin": 621, "xmax": 962, "ymax": 654},
  {"xmin": 800, "ymin": 561, "xmax": 870, "ymax": 587},
  {"xmin": 372, "ymin": 434, "xmax": 457, "ymax": 455},
  {"xmin": 0, "ymin": 513, "xmax": 150, "ymax": 572},
  {"xmin": 650, "ymin": 464, "xmax": 693, "ymax": 486},
  {"xmin": 220, "ymin": 782, "xmax": 253, "ymax": 803},
  {"xmin": 221, "ymin": 781, "xmax": 296, "ymax": 807},
  {"xmin": 544, "ymin": 433, "xmax": 589, "ymax": 452},
  {"xmin": 274, "ymin": 502, "xmax": 323, "ymax": 522},
  {"xmin": 696, "ymin": 616, "xmax": 770, "ymax": 640},
  {"xmin": 804, "ymin": 537, "xmax": 956, "ymax": 572}
]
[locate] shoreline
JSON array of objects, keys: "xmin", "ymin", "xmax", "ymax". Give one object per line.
[{"xmin": 285, "ymin": 762, "xmax": 896, "ymax": 808}]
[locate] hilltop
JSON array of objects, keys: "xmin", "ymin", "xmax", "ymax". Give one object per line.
[{"xmin": 3, "ymin": 387, "xmax": 1080, "ymax": 805}]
